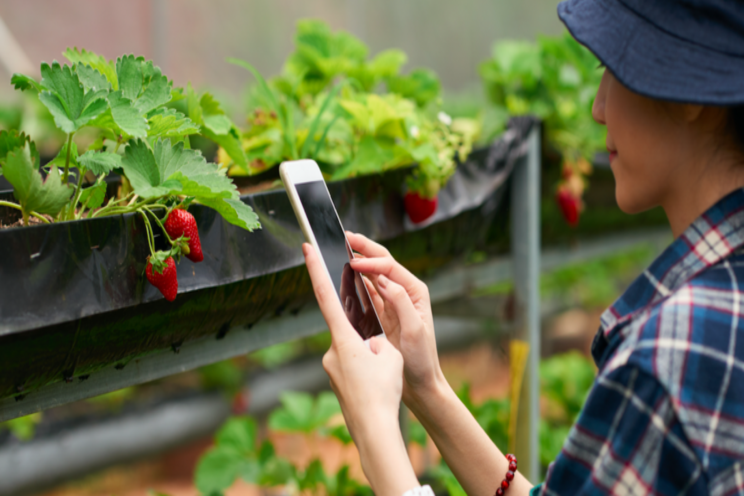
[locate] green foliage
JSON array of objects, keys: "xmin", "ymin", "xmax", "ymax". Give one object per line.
[
  {"xmin": 187, "ymin": 84, "xmax": 247, "ymax": 169},
  {"xmin": 476, "ymin": 243, "xmax": 657, "ymax": 308},
  {"xmin": 35, "ymin": 62, "xmax": 108, "ymax": 134},
  {"xmin": 540, "ymin": 351, "xmax": 595, "ymax": 423},
  {"xmin": 0, "ymin": 130, "xmax": 38, "ymax": 171},
  {"xmin": 0, "ymin": 413, "xmax": 42, "ymax": 441},
  {"xmin": 6, "ymin": 49, "xmax": 252, "ymax": 229},
  {"xmin": 78, "ymin": 149, "xmax": 122, "ymax": 175},
  {"xmin": 195, "ymin": 416, "xmax": 292, "ymax": 495},
  {"xmin": 249, "ymin": 341, "xmax": 302, "ymax": 368},
  {"xmin": 198, "ymin": 360, "xmax": 244, "ymax": 395},
  {"xmin": 195, "ymin": 394, "xmax": 368, "ymax": 496},
  {"xmin": 3, "ymin": 143, "xmax": 72, "ymax": 223},
  {"xmin": 479, "ymin": 31, "xmax": 605, "ymax": 162},
  {"xmin": 431, "ymin": 461, "xmax": 468, "ymax": 496},
  {"xmin": 269, "ymin": 391, "xmax": 342, "ymax": 435},
  {"xmin": 456, "ymin": 383, "xmax": 510, "ymax": 449},
  {"xmin": 223, "ymin": 20, "xmax": 476, "ymax": 197},
  {"xmin": 4, "ymin": 50, "xmax": 261, "ymax": 303},
  {"xmin": 540, "ymin": 244, "xmax": 657, "ymax": 308}
]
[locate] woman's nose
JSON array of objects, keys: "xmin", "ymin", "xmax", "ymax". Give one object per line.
[{"xmin": 592, "ymin": 69, "xmax": 608, "ymax": 126}]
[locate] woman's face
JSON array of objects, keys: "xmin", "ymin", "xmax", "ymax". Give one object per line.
[{"xmin": 592, "ymin": 70, "xmax": 689, "ymax": 214}]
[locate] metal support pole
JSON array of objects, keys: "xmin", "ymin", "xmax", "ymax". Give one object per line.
[{"xmin": 510, "ymin": 126, "xmax": 541, "ymax": 482}]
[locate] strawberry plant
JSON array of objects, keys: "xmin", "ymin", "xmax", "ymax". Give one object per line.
[
  {"xmin": 479, "ymin": 32, "xmax": 605, "ymax": 226},
  {"xmin": 195, "ymin": 393, "xmax": 368, "ymax": 496},
  {"xmin": 4, "ymin": 50, "xmax": 261, "ymax": 301},
  {"xmin": 218, "ymin": 20, "xmax": 477, "ymax": 224}
]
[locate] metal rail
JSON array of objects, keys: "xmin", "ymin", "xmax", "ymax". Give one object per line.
[{"xmin": 0, "ymin": 224, "xmax": 670, "ymax": 426}]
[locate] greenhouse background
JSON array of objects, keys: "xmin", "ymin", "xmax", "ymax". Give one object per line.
[
  {"xmin": 0, "ymin": 0, "xmax": 566, "ymax": 101},
  {"xmin": 0, "ymin": 0, "xmax": 674, "ymax": 495}
]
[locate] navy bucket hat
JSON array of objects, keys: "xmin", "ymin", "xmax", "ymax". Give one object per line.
[{"xmin": 557, "ymin": 0, "xmax": 744, "ymax": 105}]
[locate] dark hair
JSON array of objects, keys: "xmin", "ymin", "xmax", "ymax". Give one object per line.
[{"xmin": 731, "ymin": 105, "xmax": 744, "ymax": 152}]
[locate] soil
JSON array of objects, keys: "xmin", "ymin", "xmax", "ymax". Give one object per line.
[{"xmin": 0, "ymin": 214, "xmax": 51, "ymax": 229}]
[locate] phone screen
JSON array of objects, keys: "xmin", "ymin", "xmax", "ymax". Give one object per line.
[{"xmin": 295, "ymin": 181, "xmax": 384, "ymax": 340}]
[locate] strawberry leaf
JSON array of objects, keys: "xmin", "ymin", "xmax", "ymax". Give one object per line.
[
  {"xmin": 38, "ymin": 62, "xmax": 108, "ymax": 133},
  {"xmin": 147, "ymin": 108, "xmax": 200, "ymax": 140},
  {"xmin": 0, "ymin": 130, "xmax": 39, "ymax": 170},
  {"xmin": 64, "ymin": 48, "xmax": 118, "ymax": 89},
  {"xmin": 3, "ymin": 143, "xmax": 73, "ymax": 217},
  {"xmin": 47, "ymin": 140, "xmax": 79, "ymax": 170},
  {"xmin": 198, "ymin": 93, "xmax": 232, "ymax": 135},
  {"xmin": 91, "ymin": 56, "xmax": 173, "ymax": 138},
  {"xmin": 120, "ymin": 139, "xmax": 260, "ymax": 231},
  {"xmin": 10, "ymin": 74, "xmax": 42, "ymax": 93},
  {"xmin": 120, "ymin": 139, "xmax": 232, "ymax": 199},
  {"xmin": 187, "ymin": 84, "xmax": 247, "ymax": 168},
  {"xmin": 106, "ymin": 91, "xmax": 148, "ymax": 138},
  {"xmin": 78, "ymin": 181, "xmax": 107, "ymax": 209},
  {"xmin": 75, "ymin": 64, "xmax": 112, "ymax": 92},
  {"xmin": 116, "ymin": 55, "xmax": 172, "ymax": 114},
  {"xmin": 197, "ymin": 197, "xmax": 261, "ymax": 231},
  {"xmin": 78, "ymin": 150, "xmax": 122, "ymax": 175}
]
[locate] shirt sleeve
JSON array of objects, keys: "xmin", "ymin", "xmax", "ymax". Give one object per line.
[{"xmin": 540, "ymin": 364, "xmax": 706, "ymax": 495}]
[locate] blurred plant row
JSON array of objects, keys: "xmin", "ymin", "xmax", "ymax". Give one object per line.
[
  {"xmin": 1, "ymin": 19, "xmax": 605, "ymax": 226},
  {"xmin": 187, "ymin": 350, "xmax": 596, "ymax": 496}
]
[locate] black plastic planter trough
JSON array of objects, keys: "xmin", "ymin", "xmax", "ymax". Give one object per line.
[{"xmin": 0, "ymin": 119, "xmax": 537, "ymax": 407}]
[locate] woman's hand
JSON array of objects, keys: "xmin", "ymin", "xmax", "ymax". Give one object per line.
[
  {"xmin": 303, "ymin": 243, "xmax": 419, "ymax": 496},
  {"xmin": 345, "ymin": 232, "xmax": 446, "ymax": 410}
]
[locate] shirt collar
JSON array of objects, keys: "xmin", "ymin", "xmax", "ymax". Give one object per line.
[{"xmin": 599, "ymin": 187, "xmax": 744, "ymax": 337}]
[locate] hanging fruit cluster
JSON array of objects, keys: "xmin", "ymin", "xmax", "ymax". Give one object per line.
[{"xmin": 555, "ymin": 157, "xmax": 591, "ymax": 227}]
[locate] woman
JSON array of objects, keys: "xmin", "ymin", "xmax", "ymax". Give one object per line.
[{"xmin": 303, "ymin": 0, "xmax": 744, "ymax": 494}]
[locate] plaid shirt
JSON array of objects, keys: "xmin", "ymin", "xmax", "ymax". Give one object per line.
[{"xmin": 540, "ymin": 189, "xmax": 744, "ymax": 495}]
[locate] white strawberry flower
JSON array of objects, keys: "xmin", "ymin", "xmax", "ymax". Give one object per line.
[{"xmin": 437, "ymin": 111, "xmax": 452, "ymax": 126}]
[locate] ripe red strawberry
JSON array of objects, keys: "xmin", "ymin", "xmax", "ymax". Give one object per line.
[
  {"xmin": 164, "ymin": 208, "xmax": 203, "ymax": 262},
  {"xmin": 146, "ymin": 256, "xmax": 178, "ymax": 301},
  {"xmin": 405, "ymin": 191, "xmax": 438, "ymax": 224},
  {"xmin": 556, "ymin": 187, "xmax": 580, "ymax": 227},
  {"xmin": 231, "ymin": 390, "xmax": 250, "ymax": 415}
]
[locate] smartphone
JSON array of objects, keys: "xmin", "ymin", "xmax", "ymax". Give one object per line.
[{"xmin": 280, "ymin": 159, "xmax": 386, "ymax": 341}]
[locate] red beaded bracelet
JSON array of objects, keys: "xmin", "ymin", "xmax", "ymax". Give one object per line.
[{"xmin": 495, "ymin": 454, "xmax": 517, "ymax": 496}]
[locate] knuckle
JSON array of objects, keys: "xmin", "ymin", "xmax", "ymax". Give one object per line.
[
  {"xmin": 388, "ymin": 283, "xmax": 406, "ymax": 299},
  {"xmin": 322, "ymin": 351, "xmax": 335, "ymax": 372},
  {"xmin": 417, "ymin": 281, "xmax": 430, "ymax": 298}
]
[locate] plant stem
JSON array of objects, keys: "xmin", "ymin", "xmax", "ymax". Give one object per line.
[
  {"xmin": 92, "ymin": 197, "xmax": 160, "ymax": 218},
  {"xmin": 0, "ymin": 200, "xmax": 50, "ymax": 224},
  {"xmin": 139, "ymin": 210, "xmax": 156, "ymax": 256},
  {"xmin": 76, "ymin": 176, "xmax": 105, "ymax": 220},
  {"xmin": 62, "ymin": 133, "xmax": 73, "ymax": 184},
  {"xmin": 143, "ymin": 206, "xmax": 174, "ymax": 245},
  {"xmin": 67, "ymin": 166, "xmax": 88, "ymax": 221}
]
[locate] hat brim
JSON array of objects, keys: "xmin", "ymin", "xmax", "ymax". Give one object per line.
[{"xmin": 558, "ymin": 0, "xmax": 744, "ymax": 105}]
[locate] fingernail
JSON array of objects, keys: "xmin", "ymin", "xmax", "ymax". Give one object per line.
[
  {"xmin": 377, "ymin": 274, "xmax": 388, "ymax": 288},
  {"xmin": 345, "ymin": 296, "xmax": 353, "ymax": 312}
]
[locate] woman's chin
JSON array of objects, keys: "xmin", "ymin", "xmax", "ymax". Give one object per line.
[{"xmin": 615, "ymin": 188, "xmax": 654, "ymax": 214}]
